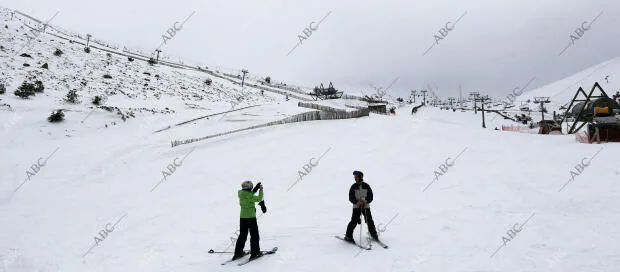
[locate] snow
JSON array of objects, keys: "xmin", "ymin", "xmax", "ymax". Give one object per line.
[
  {"xmin": 2, "ymin": 6, "xmax": 620, "ymax": 272},
  {"xmin": 521, "ymin": 57, "xmax": 620, "ymax": 106}
]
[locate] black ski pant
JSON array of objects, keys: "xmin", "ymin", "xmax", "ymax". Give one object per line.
[
  {"xmin": 345, "ymin": 208, "xmax": 378, "ymax": 238},
  {"xmin": 234, "ymin": 217, "xmax": 260, "ymax": 256}
]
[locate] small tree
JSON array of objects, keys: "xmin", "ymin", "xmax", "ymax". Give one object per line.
[
  {"xmin": 84, "ymin": 47, "xmax": 91, "ymax": 53},
  {"xmin": 65, "ymin": 90, "xmax": 79, "ymax": 103},
  {"xmin": 0, "ymin": 84, "xmax": 5, "ymax": 94},
  {"xmin": 92, "ymin": 95, "xmax": 103, "ymax": 105},
  {"xmin": 14, "ymin": 81, "xmax": 36, "ymax": 99},
  {"xmin": 33, "ymin": 80, "xmax": 44, "ymax": 93},
  {"xmin": 265, "ymin": 76, "xmax": 271, "ymax": 84},
  {"xmin": 53, "ymin": 48, "xmax": 63, "ymax": 56},
  {"xmin": 48, "ymin": 110, "xmax": 64, "ymax": 122},
  {"xmin": 205, "ymin": 78, "xmax": 212, "ymax": 86}
]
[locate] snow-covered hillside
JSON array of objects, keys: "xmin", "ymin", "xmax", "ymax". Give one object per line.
[
  {"xmin": 0, "ymin": 6, "xmax": 289, "ymax": 133},
  {"xmin": 1, "ymin": 5, "xmax": 620, "ymax": 272},
  {"xmin": 521, "ymin": 57, "xmax": 620, "ymax": 110}
]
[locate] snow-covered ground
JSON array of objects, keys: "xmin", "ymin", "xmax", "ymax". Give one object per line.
[
  {"xmin": 2, "ymin": 105, "xmax": 620, "ymax": 272},
  {"xmin": 1, "ymin": 5, "xmax": 620, "ymax": 272}
]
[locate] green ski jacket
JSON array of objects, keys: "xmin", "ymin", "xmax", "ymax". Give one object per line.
[{"xmin": 238, "ymin": 189, "xmax": 263, "ymax": 218}]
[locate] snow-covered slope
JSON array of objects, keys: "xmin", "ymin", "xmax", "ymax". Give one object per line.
[
  {"xmin": 0, "ymin": 6, "xmax": 288, "ymax": 133},
  {"xmin": 2, "ymin": 106, "xmax": 620, "ymax": 272},
  {"xmin": 520, "ymin": 57, "xmax": 620, "ymax": 112},
  {"xmin": 1, "ymin": 5, "xmax": 620, "ymax": 272}
]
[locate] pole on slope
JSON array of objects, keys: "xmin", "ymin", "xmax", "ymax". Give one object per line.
[
  {"xmin": 469, "ymin": 92, "xmax": 480, "ymax": 114},
  {"xmin": 241, "ymin": 69, "xmax": 249, "ymax": 87},
  {"xmin": 155, "ymin": 49, "xmax": 162, "ymax": 63},
  {"xmin": 475, "ymin": 95, "xmax": 489, "ymax": 128},
  {"xmin": 481, "ymin": 100, "xmax": 486, "ymax": 128},
  {"xmin": 534, "ymin": 97, "xmax": 550, "ymax": 123},
  {"xmin": 359, "ymin": 204, "xmax": 364, "ymax": 247},
  {"xmin": 459, "ymin": 84, "xmax": 463, "ymax": 108}
]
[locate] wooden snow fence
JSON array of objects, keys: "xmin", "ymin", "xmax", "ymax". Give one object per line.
[
  {"xmin": 342, "ymin": 93, "xmax": 363, "ymax": 100},
  {"xmin": 297, "ymin": 102, "xmax": 346, "ymax": 113},
  {"xmin": 345, "ymin": 104, "xmax": 368, "ymax": 110},
  {"xmin": 319, "ymin": 109, "xmax": 369, "ymax": 120},
  {"xmin": 170, "ymin": 103, "xmax": 369, "ymax": 147},
  {"xmin": 297, "ymin": 102, "xmax": 370, "ymax": 120},
  {"xmin": 170, "ymin": 111, "xmax": 320, "ymax": 147}
]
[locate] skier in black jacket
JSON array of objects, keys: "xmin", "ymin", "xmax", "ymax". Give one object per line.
[{"xmin": 344, "ymin": 170, "xmax": 379, "ymax": 242}]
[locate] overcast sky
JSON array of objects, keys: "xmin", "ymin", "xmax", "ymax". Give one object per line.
[{"xmin": 4, "ymin": 0, "xmax": 620, "ymax": 99}]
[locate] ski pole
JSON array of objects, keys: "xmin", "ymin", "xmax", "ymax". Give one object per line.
[
  {"xmin": 362, "ymin": 206, "xmax": 368, "ymax": 223},
  {"xmin": 359, "ymin": 203, "xmax": 364, "ymax": 245},
  {"xmin": 209, "ymin": 249, "xmax": 272, "ymax": 254},
  {"xmin": 359, "ymin": 208, "xmax": 363, "ymax": 245},
  {"xmin": 208, "ymin": 249, "xmax": 235, "ymax": 254}
]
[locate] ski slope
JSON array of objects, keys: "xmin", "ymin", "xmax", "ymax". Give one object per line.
[
  {"xmin": 2, "ymin": 103, "xmax": 620, "ymax": 271},
  {"xmin": 521, "ymin": 56, "xmax": 620, "ymax": 106},
  {"xmin": 1, "ymin": 4, "xmax": 620, "ymax": 272}
]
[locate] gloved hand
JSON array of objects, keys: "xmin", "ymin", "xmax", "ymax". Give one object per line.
[
  {"xmin": 357, "ymin": 199, "xmax": 367, "ymax": 207},
  {"xmin": 258, "ymin": 200, "xmax": 267, "ymax": 213},
  {"xmin": 252, "ymin": 182, "xmax": 262, "ymax": 193}
]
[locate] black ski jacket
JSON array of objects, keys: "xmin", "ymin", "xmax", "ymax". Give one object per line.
[{"xmin": 349, "ymin": 182, "xmax": 373, "ymax": 208}]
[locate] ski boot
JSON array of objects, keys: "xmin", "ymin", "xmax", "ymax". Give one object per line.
[
  {"xmin": 231, "ymin": 251, "xmax": 248, "ymax": 261},
  {"xmin": 249, "ymin": 252, "xmax": 264, "ymax": 261}
]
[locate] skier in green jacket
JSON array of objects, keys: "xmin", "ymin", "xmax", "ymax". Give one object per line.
[{"xmin": 232, "ymin": 181, "xmax": 264, "ymax": 261}]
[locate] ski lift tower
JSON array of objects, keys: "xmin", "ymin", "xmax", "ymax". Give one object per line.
[
  {"xmin": 475, "ymin": 94, "xmax": 490, "ymax": 128},
  {"xmin": 448, "ymin": 97, "xmax": 456, "ymax": 109},
  {"xmin": 469, "ymin": 92, "xmax": 480, "ymax": 114},
  {"xmin": 534, "ymin": 97, "xmax": 551, "ymax": 122},
  {"xmin": 155, "ymin": 49, "xmax": 162, "ymax": 63},
  {"xmin": 241, "ymin": 69, "xmax": 249, "ymax": 87},
  {"xmin": 459, "ymin": 84, "xmax": 463, "ymax": 108}
]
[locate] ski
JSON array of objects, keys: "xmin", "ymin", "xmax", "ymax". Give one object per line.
[
  {"xmin": 334, "ymin": 236, "xmax": 371, "ymax": 250},
  {"xmin": 237, "ymin": 247, "xmax": 278, "ymax": 266},
  {"xmin": 220, "ymin": 251, "xmax": 249, "ymax": 265},
  {"xmin": 367, "ymin": 233, "xmax": 389, "ymax": 249},
  {"xmin": 210, "ymin": 247, "xmax": 274, "ymax": 255},
  {"xmin": 372, "ymin": 238, "xmax": 389, "ymax": 249}
]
